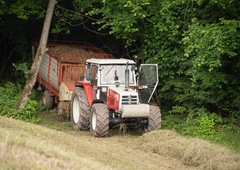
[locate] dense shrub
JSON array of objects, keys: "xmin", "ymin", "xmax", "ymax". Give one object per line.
[
  {"xmin": 162, "ymin": 108, "xmax": 240, "ymax": 151},
  {"xmin": 0, "ymin": 82, "xmax": 41, "ymax": 123}
]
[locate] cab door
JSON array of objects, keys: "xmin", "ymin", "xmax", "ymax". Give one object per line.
[{"xmin": 137, "ymin": 64, "xmax": 159, "ymax": 103}]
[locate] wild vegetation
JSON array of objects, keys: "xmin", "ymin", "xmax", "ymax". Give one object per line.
[
  {"xmin": 0, "ymin": 0, "xmax": 239, "ymax": 156},
  {"xmin": 0, "ymin": 81, "xmax": 41, "ymax": 123}
]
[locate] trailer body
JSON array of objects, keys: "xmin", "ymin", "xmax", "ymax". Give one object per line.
[{"xmin": 32, "ymin": 40, "xmax": 113, "ymax": 114}]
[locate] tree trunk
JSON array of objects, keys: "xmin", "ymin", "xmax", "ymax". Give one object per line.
[{"xmin": 16, "ymin": 0, "xmax": 57, "ymax": 109}]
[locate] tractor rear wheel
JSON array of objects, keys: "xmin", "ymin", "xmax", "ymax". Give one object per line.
[
  {"xmin": 43, "ymin": 90, "xmax": 53, "ymax": 109},
  {"xmin": 71, "ymin": 87, "xmax": 90, "ymax": 130},
  {"xmin": 90, "ymin": 103, "xmax": 109, "ymax": 137},
  {"xmin": 144, "ymin": 105, "xmax": 161, "ymax": 133}
]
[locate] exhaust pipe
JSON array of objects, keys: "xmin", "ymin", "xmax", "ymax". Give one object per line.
[{"xmin": 125, "ymin": 61, "xmax": 129, "ymax": 91}]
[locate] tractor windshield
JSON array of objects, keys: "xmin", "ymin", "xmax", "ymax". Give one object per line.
[{"xmin": 100, "ymin": 64, "xmax": 135, "ymax": 85}]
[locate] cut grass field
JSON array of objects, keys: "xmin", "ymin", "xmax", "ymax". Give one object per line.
[
  {"xmin": 1, "ymin": 111, "xmax": 240, "ymax": 170},
  {"xmin": 139, "ymin": 130, "xmax": 240, "ymax": 169},
  {"xmin": 0, "ymin": 115, "xmax": 113, "ymax": 170}
]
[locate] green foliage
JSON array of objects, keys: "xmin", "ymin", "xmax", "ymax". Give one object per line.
[
  {"xmin": 162, "ymin": 107, "xmax": 240, "ymax": 151},
  {"xmin": 217, "ymin": 125, "xmax": 240, "ymax": 151},
  {"xmin": 0, "ymin": 0, "xmax": 46, "ymax": 19},
  {"xmin": 11, "ymin": 57, "xmax": 32, "ymax": 83},
  {"xmin": 0, "ymin": 82, "xmax": 41, "ymax": 123},
  {"xmin": 12, "ymin": 62, "xmax": 30, "ymax": 79},
  {"xmin": 163, "ymin": 107, "xmax": 222, "ymax": 141},
  {"xmin": 185, "ymin": 108, "xmax": 223, "ymax": 141},
  {"xmin": 194, "ymin": 111, "xmax": 219, "ymax": 140}
]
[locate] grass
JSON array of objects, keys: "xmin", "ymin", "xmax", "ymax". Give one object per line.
[
  {"xmin": 37, "ymin": 109, "xmax": 72, "ymax": 131},
  {"xmin": 1, "ymin": 113, "xmax": 240, "ymax": 170},
  {"xmin": 214, "ymin": 127, "xmax": 240, "ymax": 152},
  {"xmin": 37, "ymin": 109, "xmax": 143, "ymax": 137},
  {"xmin": 138, "ymin": 130, "xmax": 240, "ymax": 170},
  {"xmin": 162, "ymin": 113, "xmax": 240, "ymax": 152},
  {"xmin": 38, "ymin": 107, "xmax": 240, "ymax": 153},
  {"xmin": 0, "ymin": 116, "xmax": 112, "ymax": 170}
]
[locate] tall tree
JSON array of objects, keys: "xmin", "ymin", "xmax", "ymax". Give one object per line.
[{"xmin": 16, "ymin": 0, "xmax": 57, "ymax": 109}]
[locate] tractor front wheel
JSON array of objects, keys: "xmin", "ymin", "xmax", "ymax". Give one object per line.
[
  {"xmin": 90, "ymin": 103, "xmax": 109, "ymax": 137},
  {"xmin": 71, "ymin": 87, "xmax": 90, "ymax": 130},
  {"xmin": 144, "ymin": 105, "xmax": 161, "ymax": 133}
]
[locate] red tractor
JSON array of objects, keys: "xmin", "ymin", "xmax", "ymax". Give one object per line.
[{"xmin": 71, "ymin": 58, "xmax": 161, "ymax": 137}]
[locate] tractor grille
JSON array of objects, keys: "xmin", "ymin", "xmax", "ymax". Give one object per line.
[{"xmin": 122, "ymin": 95, "xmax": 138, "ymax": 105}]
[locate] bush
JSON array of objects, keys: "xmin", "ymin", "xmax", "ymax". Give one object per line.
[
  {"xmin": 0, "ymin": 81, "xmax": 41, "ymax": 123},
  {"xmin": 162, "ymin": 107, "xmax": 240, "ymax": 151}
]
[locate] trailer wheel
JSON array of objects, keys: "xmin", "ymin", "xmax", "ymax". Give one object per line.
[
  {"xmin": 144, "ymin": 105, "xmax": 161, "ymax": 133},
  {"xmin": 43, "ymin": 90, "xmax": 53, "ymax": 109},
  {"xmin": 71, "ymin": 87, "xmax": 90, "ymax": 130},
  {"xmin": 90, "ymin": 103, "xmax": 109, "ymax": 137}
]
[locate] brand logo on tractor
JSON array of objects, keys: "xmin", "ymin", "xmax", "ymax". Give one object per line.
[{"xmin": 127, "ymin": 95, "xmax": 132, "ymax": 104}]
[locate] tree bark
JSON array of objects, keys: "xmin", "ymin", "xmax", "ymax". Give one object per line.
[{"xmin": 16, "ymin": 0, "xmax": 57, "ymax": 109}]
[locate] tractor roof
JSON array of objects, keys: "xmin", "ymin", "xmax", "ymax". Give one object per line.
[{"xmin": 86, "ymin": 58, "xmax": 135, "ymax": 65}]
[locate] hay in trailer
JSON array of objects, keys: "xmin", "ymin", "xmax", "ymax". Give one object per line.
[
  {"xmin": 138, "ymin": 130, "xmax": 240, "ymax": 170},
  {"xmin": 50, "ymin": 45, "xmax": 110, "ymax": 62},
  {"xmin": 51, "ymin": 46, "xmax": 89, "ymax": 82},
  {"xmin": 48, "ymin": 46, "xmax": 112, "ymax": 82},
  {"xmin": 50, "ymin": 46, "xmax": 89, "ymax": 63}
]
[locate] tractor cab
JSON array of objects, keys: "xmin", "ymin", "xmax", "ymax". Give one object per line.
[{"xmin": 85, "ymin": 58, "xmax": 136, "ymax": 87}]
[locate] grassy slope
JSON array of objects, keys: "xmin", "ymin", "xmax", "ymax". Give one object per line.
[
  {"xmin": 139, "ymin": 130, "xmax": 240, "ymax": 170},
  {"xmin": 1, "ymin": 115, "xmax": 191, "ymax": 170},
  {"xmin": 0, "ymin": 116, "xmax": 112, "ymax": 170},
  {"xmin": 1, "ymin": 114, "xmax": 240, "ymax": 170}
]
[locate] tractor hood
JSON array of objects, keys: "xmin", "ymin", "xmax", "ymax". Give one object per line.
[
  {"xmin": 108, "ymin": 86, "xmax": 138, "ymax": 109},
  {"xmin": 108, "ymin": 86, "xmax": 150, "ymax": 118},
  {"xmin": 109, "ymin": 86, "xmax": 137, "ymax": 96}
]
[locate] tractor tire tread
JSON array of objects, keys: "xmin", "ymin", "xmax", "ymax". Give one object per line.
[
  {"xmin": 91, "ymin": 103, "xmax": 109, "ymax": 137},
  {"xmin": 145, "ymin": 105, "xmax": 161, "ymax": 132},
  {"xmin": 71, "ymin": 87, "xmax": 90, "ymax": 130}
]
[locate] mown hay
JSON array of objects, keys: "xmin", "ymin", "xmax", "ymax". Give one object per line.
[{"xmin": 138, "ymin": 130, "xmax": 240, "ymax": 170}]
